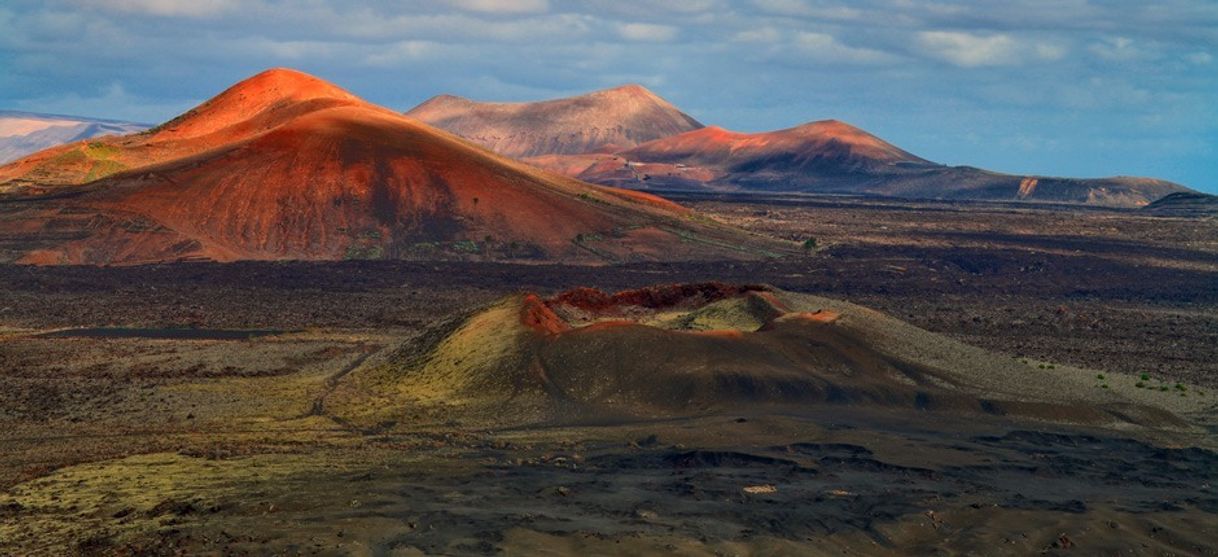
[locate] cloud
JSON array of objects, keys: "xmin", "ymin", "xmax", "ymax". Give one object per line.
[
  {"xmin": 1, "ymin": 0, "xmax": 1215, "ymax": 191},
  {"xmin": 795, "ymin": 32, "xmax": 896, "ymax": 64},
  {"xmin": 1088, "ymin": 36, "xmax": 1145, "ymax": 61},
  {"xmin": 1187, "ymin": 51, "xmax": 1212, "ymax": 64},
  {"xmin": 916, "ymin": 31, "xmax": 1063, "ymax": 67},
  {"xmin": 80, "ymin": 0, "xmax": 238, "ymax": 18},
  {"xmin": 582, "ymin": 0, "xmax": 724, "ymax": 14},
  {"xmin": 448, "ymin": 0, "xmax": 549, "ymax": 13},
  {"xmin": 317, "ymin": 11, "xmax": 593, "ymax": 42},
  {"xmin": 362, "ymin": 40, "xmax": 446, "ymax": 67},
  {"xmin": 617, "ymin": 23, "xmax": 678, "ymax": 42},
  {"xmin": 751, "ymin": 0, "xmax": 862, "ymax": 19},
  {"xmin": 13, "ymin": 82, "xmax": 193, "ymax": 122},
  {"xmin": 732, "ymin": 27, "xmax": 781, "ymax": 43},
  {"xmin": 752, "ymin": 0, "xmax": 815, "ymax": 15}
]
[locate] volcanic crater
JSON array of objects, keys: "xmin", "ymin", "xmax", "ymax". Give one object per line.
[{"xmin": 330, "ymin": 283, "xmax": 1185, "ymax": 429}]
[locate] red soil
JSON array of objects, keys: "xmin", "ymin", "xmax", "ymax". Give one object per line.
[
  {"xmin": 149, "ymin": 68, "xmax": 363, "ymax": 142},
  {"xmin": 595, "ymin": 187, "xmax": 689, "ymax": 213},
  {"xmin": 86, "ymin": 106, "xmax": 648, "ymax": 259},
  {"xmin": 521, "ymin": 294, "xmax": 569, "ymax": 335},
  {"xmin": 547, "ymin": 283, "xmax": 769, "ymax": 314},
  {"xmin": 405, "ymin": 83, "xmax": 704, "ymax": 158},
  {"xmin": 622, "ymin": 121, "xmax": 928, "ymax": 167},
  {"xmin": 1, "ymin": 69, "xmax": 786, "ymax": 264}
]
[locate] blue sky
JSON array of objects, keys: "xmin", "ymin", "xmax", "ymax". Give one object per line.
[{"xmin": 2, "ymin": 0, "xmax": 1215, "ymax": 192}]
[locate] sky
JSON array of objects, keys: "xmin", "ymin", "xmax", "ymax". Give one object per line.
[{"xmin": 1, "ymin": 0, "xmax": 1215, "ymax": 192}]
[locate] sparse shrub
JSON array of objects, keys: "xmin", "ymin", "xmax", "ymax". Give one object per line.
[
  {"xmin": 1135, "ymin": 381, "xmax": 1145, "ymax": 388},
  {"xmin": 1140, "ymin": 373, "xmax": 1151, "ymax": 381},
  {"xmin": 1096, "ymin": 374, "xmax": 1105, "ymax": 380},
  {"xmin": 802, "ymin": 238, "xmax": 818, "ymax": 251}
]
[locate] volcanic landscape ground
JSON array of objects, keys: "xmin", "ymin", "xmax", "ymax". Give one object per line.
[{"xmin": 2, "ymin": 194, "xmax": 1217, "ymax": 555}]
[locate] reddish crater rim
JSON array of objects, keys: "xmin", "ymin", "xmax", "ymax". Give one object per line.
[
  {"xmin": 546, "ymin": 282, "xmax": 771, "ymax": 314},
  {"xmin": 517, "ymin": 283, "xmax": 806, "ymax": 336},
  {"xmin": 520, "ymin": 293, "xmax": 569, "ymax": 335}
]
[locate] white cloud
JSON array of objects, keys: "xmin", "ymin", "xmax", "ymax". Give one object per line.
[
  {"xmin": 322, "ymin": 11, "xmax": 592, "ymax": 42},
  {"xmin": 752, "ymin": 0, "xmax": 814, "ymax": 16},
  {"xmin": 448, "ymin": 0, "xmax": 549, "ymax": 13},
  {"xmin": 1034, "ymin": 43, "xmax": 1066, "ymax": 61},
  {"xmin": 362, "ymin": 40, "xmax": 446, "ymax": 67},
  {"xmin": 795, "ymin": 32, "xmax": 895, "ymax": 64},
  {"xmin": 751, "ymin": 0, "xmax": 861, "ymax": 20},
  {"xmin": 1187, "ymin": 51, "xmax": 1212, "ymax": 64},
  {"xmin": 14, "ymin": 82, "xmax": 194, "ymax": 123},
  {"xmin": 732, "ymin": 27, "xmax": 782, "ymax": 43},
  {"xmin": 81, "ymin": 0, "xmax": 239, "ymax": 18},
  {"xmin": 587, "ymin": 0, "xmax": 723, "ymax": 13},
  {"xmin": 648, "ymin": 0, "xmax": 721, "ymax": 13},
  {"xmin": 917, "ymin": 31, "xmax": 1019, "ymax": 67},
  {"xmin": 617, "ymin": 23, "xmax": 678, "ymax": 42},
  {"xmin": 917, "ymin": 31, "xmax": 1065, "ymax": 67},
  {"xmin": 246, "ymin": 38, "xmax": 340, "ymax": 61},
  {"xmin": 1088, "ymin": 36, "xmax": 1143, "ymax": 61}
]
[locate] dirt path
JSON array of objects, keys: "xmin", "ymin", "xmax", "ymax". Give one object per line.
[{"xmin": 305, "ymin": 343, "xmax": 381, "ymax": 419}]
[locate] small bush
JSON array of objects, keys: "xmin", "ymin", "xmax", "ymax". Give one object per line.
[{"xmin": 802, "ymin": 238, "xmax": 818, "ymax": 251}]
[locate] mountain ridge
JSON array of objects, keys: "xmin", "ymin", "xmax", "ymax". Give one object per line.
[
  {"xmin": 410, "ymin": 85, "xmax": 1191, "ymax": 207},
  {"xmin": 405, "ymin": 83, "xmax": 704, "ymax": 158},
  {"xmin": 0, "ymin": 69, "xmax": 789, "ymax": 265},
  {"xmin": 0, "ymin": 111, "xmax": 148, "ymax": 165}
]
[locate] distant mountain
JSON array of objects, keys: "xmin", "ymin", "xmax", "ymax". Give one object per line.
[
  {"xmin": 0, "ymin": 69, "xmax": 787, "ymax": 265},
  {"xmin": 411, "ymin": 83, "xmax": 1191, "ymax": 208},
  {"xmin": 405, "ymin": 84, "xmax": 704, "ymax": 158},
  {"xmin": 526, "ymin": 119, "xmax": 1191, "ymax": 208},
  {"xmin": 0, "ymin": 111, "xmax": 147, "ymax": 164},
  {"xmin": 1141, "ymin": 191, "xmax": 1218, "ymax": 217}
]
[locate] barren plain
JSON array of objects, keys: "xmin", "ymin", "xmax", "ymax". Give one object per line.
[{"xmin": 1, "ymin": 194, "xmax": 1216, "ymax": 555}]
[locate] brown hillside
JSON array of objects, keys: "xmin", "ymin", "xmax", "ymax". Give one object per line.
[
  {"xmin": 527, "ymin": 120, "xmax": 1191, "ymax": 208},
  {"xmin": 405, "ymin": 84, "xmax": 704, "ymax": 157},
  {"xmin": 0, "ymin": 70, "xmax": 789, "ymax": 265}
]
